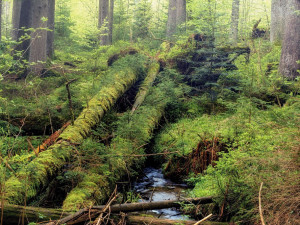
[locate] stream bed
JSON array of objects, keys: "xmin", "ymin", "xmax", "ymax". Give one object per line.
[{"xmin": 133, "ymin": 167, "xmax": 190, "ymax": 220}]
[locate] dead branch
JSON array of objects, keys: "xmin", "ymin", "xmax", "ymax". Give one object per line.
[{"xmin": 259, "ymin": 182, "xmax": 266, "ymax": 225}]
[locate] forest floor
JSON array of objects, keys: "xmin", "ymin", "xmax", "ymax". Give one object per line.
[{"xmin": 0, "ymin": 39, "xmax": 299, "ymax": 225}]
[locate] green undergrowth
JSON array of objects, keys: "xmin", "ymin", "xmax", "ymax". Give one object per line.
[{"xmin": 154, "ymin": 96, "xmax": 299, "ymax": 223}]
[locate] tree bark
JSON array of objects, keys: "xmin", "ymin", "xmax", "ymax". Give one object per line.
[
  {"xmin": 99, "ymin": 0, "xmax": 109, "ymax": 45},
  {"xmin": 47, "ymin": 0, "xmax": 55, "ymax": 58},
  {"xmin": 230, "ymin": 0, "xmax": 240, "ymax": 44},
  {"xmin": 14, "ymin": 0, "xmax": 32, "ymax": 60},
  {"xmin": 108, "ymin": 0, "xmax": 114, "ymax": 45},
  {"xmin": 166, "ymin": 0, "xmax": 177, "ymax": 38},
  {"xmin": 270, "ymin": 0, "xmax": 286, "ymax": 44},
  {"xmin": 29, "ymin": 0, "xmax": 49, "ymax": 75},
  {"xmin": 176, "ymin": 0, "xmax": 186, "ymax": 32},
  {"xmin": 12, "ymin": 0, "xmax": 22, "ymax": 41},
  {"xmin": 279, "ymin": 0, "xmax": 300, "ymax": 79}
]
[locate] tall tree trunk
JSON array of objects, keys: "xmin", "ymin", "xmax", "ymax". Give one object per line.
[
  {"xmin": 166, "ymin": 0, "xmax": 177, "ymax": 38},
  {"xmin": 99, "ymin": 0, "xmax": 109, "ymax": 45},
  {"xmin": 176, "ymin": 0, "xmax": 186, "ymax": 32},
  {"xmin": 12, "ymin": 0, "xmax": 22, "ymax": 41},
  {"xmin": 270, "ymin": 0, "xmax": 286, "ymax": 44},
  {"xmin": 108, "ymin": 0, "xmax": 114, "ymax": 45},
  {"xmin": 230, "ymin": 0, "xmax": 240, "ymax": 44},
  {"xmin": 29, "ymin": 0, "xmax": 49, "ymax": 75},
  {"xmin": 279, "ymin": 0, "xmax": 300, "ymax": 79},
  {"xmin": 47, "ymin": 0, "xmax": 55, "ymax": 58},
  {"xmin": 0, "ymin": 0, "xmax": 2, "ymax": 41},
  {"xmin": 15, "ymin": 0, "xmax": 32, "ymax": 60}
]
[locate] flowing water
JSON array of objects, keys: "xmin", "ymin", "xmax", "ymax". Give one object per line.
[{"xmin": 133, "ymin": 167, "xmax": 190, "ymax": 220}]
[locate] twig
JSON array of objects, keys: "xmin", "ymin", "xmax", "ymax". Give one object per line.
[
  {"xmin": 26, "ymin": 138, "xmax": 39, "ymax": 157},
  {"xmin": 94, "ymin": 187, "xmax": 118, "ymax": 225},
  {"xmin": 259, "ymin": 182, "xmax": 266, "ymax": 225},
  {"xmin": 193, "ymin": 214, "xmax": 213, "ymax": 225}
]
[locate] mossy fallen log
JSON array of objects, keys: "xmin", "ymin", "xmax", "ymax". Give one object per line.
[
  {"xmin": 62, "ymin": 70, "xmax": 185, "ymax": 211},
  {"xmin": 0, "ymin": 204, "xmax": 71, "ymax": 225},
  {"xmin": 131, "ymin": 61, "xmax": 160, "ymax": 113},
  {"xmin": 4, "ymin": 57, "xmax": 144, "ymax": 205}
]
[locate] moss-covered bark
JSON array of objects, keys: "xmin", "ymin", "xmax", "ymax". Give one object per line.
[{"xmin": 4, "ymin": 60, "xmax": 141, "ymax": 205}]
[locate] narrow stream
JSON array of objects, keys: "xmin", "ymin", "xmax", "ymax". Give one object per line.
[{"xmin": 133, "ymin": 167, "xmax": 190, "ymax": 220}]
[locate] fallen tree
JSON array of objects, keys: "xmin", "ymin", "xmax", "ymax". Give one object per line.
[
  {"xmin": 4, "ymin": 55, "xmax": 145, "ymax": 205},
  {"xmin": 131, "ymin": 61, "xmax": 160, "ymax": 113},
  {"xmin": 45, "ymin": 197, "xmax": 213, "ymax": 225},
  {"xmin": 0, "ymin": 204, "xmax": 71, "ymax": 225},
  {"xmin": 61, "ymin": 64, "xmax": 184, "ymax": 211},
  {"xmin": 127, "ymin": 215, "xmax": 228, "ymax": 225}
]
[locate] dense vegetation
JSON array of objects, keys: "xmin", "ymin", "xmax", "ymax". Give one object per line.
[{"xmin": 0, "ymin": 0, "xmax": 299, "ymax": 225}]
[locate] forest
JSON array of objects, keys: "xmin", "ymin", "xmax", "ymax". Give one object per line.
[{"xmin": 0, "ymin": 0, "xmax": 299, "ymax": 224}]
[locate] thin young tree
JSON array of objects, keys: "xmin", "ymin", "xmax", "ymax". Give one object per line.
[
  {"xmin": 279, "ymin": 0, "xmax": 300, "ymax": 79},
  {"xmin": 230, "ymin": 0, "xmax": 240, "ymax": 44},
  {"xmin": 270, "ymin": 0, "xmax": 286, "ymax": 44}
]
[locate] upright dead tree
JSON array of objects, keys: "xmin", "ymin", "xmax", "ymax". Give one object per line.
[
  {"xmin": 99, "ymin": 0, "xmax": 114, "ymax": 45},
  {"xmin": 279, "ymin": 0, "xmax": 300, "ymax": 79},
  {"xmin": 270, "ymin": 0, "xmax": 286, "ymax": 44},
  {"xmin": 230, "ymin": 0, "xmax": 240, "ymax": 44},
  {"xmin": 29, "ymin": 0, "xmax": 49, "ymax": 74}
]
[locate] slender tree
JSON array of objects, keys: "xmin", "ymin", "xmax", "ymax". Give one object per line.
[
  {"xmin": 14, "ymin": 0, "xmax": 32, "ymax": 61},
  {"xmin": 99, "ymin": 0, "xmax": 112, "ymax": 45},
  {"xmin": 279, "ymin": 0, "xmax": 300, "ymax": 79},
  {"xmin": 29, "ymin": 0, "xmax": 48, "ymax": 74},
  {"xmin": 0, "ymin": 0, "xmax": 2, "ymax": 41},
  {"xmin": 230, "ymin": 0, "xmax": 240, "ymax": 44},
  {"xmin": 166, "ymin": 0, "xmax": 177, "ymax": 38},
  {"xmin": 47, "ymin": 0, "xmax": 55, "ymax": 58},
  {"xmin": 108, "ymin": 0, "xmax": 114, "ymax": 44},
  {"xmin": 166, "ymin": 0, "xmax": 186, "ymax": 38},
  {"xmin": 176, "ymin": 0, "xmax": 186, "ymax": 31},
  {"xmin": 270, "ymin": 0, "xmax": 286, "ymax": 43},
  {"xmin": 12, "ymin": 0, "xmax": 22, "ymax": 41}
]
